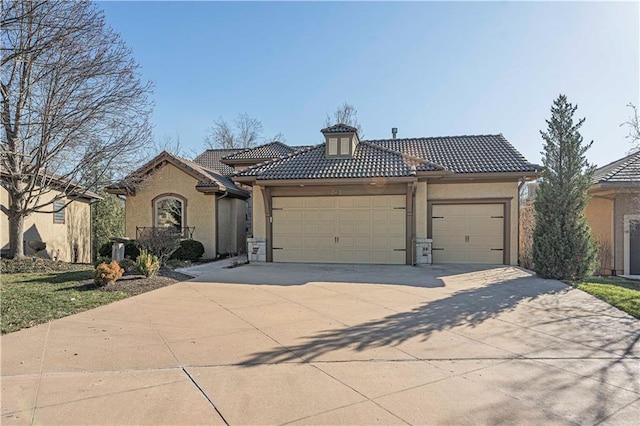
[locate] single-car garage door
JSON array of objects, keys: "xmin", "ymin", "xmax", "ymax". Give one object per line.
[
  {"xmin": 272, "ymin": 195, "xmax": 406, "ymax": 264},
  {"xmin": 432, "ymin": 204, "xmax": 504, "ymax": 264}
]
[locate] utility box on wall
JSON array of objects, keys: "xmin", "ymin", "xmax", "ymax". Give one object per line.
[
  {"xmin": 416, "ymin": 238, "xmax": 433, "ymax": 264},
  {"xmin": 247, "ymin": 237, "xmax": 266, "ymax": 263}
]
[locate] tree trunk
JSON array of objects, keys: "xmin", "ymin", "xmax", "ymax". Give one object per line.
[{"xmin": 8, "ymin": 212, "xmax": 25, "ymax": 258}]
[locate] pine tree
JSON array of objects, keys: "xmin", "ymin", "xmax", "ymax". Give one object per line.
[
  {"xmin": 533, "ymin": 95, "xmax": 597, "ymax": 280},
  {"xmin": 92, "ymin": 190, "xmax": 125, "ymax": 260}
]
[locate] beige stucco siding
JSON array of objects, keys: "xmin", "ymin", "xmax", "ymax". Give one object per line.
[
  {"xmin": 252, "ymin": 185, "xmax": 266, "ymax": 239},
  {"xmin": 0, "ymin": 187, "xmax": 92, "ymax": 263},
  {"xmin": 124, "ymin": 163, "xmax": 217, "ymax": 258},
  {"xmin": 585, "ymin": 196, "xmax": 614, "ymax": 271},
  {"xmin": 614, "ymin": 192, "xmax": 639, "ymax": 273},
  {"xmin": 427, "ymin": 182, "xmax": 519, "ymax": 265},
  {"xmin": 217, "ymin": 198, "xmax": 233, "ymax": 254},
  {"xmin": 415, "ymin": 182, "xmax": 428, "ymax": 238},
  {"xmin": 234, "ymin": 198, "xmax": 247, "ymax": 253}
]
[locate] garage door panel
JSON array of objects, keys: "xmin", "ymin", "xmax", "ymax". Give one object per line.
[
  {"xmin": 432, "ymin": 203, "xmax": 505, "ymax": 264},
  {"xmin": 354, "ymin": 210, "xmax": 371, "ymax": 221},
  {"xmin": 318, "ymin": 198, "xmax": 336, "ymax": 208},
  {"xmin": 272, "ymin": 195, "xmax": 406, "ymax": 264}
]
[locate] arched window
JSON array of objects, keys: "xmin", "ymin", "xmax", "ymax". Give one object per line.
[{"xmin": 154, "ymin": 195, "xmax": 185, "ymax": 231}]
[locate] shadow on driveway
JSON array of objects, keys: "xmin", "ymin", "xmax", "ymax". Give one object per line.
[{"xmin": 239, "ymin": 274, "xmax": 569, "ymax": 365}]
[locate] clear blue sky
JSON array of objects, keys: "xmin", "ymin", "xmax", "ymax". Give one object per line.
[{"xmin": 98, "ymin": 1, "xmax": 639, "ymax": 166}]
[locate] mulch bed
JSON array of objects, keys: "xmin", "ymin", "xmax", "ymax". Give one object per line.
[{"xmin": 102, "ymin": 269, "xmax": 194, "ymax": 296}]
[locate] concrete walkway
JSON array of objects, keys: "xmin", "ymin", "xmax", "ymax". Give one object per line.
[{"xmin": 2, "ymin": 264, "xmax": 639, "ymax": 425}]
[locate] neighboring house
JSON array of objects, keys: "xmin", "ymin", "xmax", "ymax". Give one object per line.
[
  {"xmin": 585, "ymin": 151, "xmax": 640, "ymax": 276},
  {"xmin": 106, "ymin": 151, "xmax": 250, "ymax": 259},
  {"xmin": 0, "ymin": 182, "xmax": 101, "ymax": 263},
  {"xmin": 234, "ymin": 125, "xmax": 540, "ymax": 265}
]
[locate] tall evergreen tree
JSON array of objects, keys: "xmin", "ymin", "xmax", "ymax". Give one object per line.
[
  {"xmin": 92, "ymin": 189, "xmax": 124, "ymax": 259},
  {"xmin": 533, "ymin": 95, "xmax": 597, "ymax": 280}
]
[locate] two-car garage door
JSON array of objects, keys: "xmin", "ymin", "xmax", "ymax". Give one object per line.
[
  {"xmin": 272, "ymin": 195, "xmax": 406, "ymax": 264},
  {"xmin": 431, "ymin": 204, "xmax": 505, "ymax": 264}
]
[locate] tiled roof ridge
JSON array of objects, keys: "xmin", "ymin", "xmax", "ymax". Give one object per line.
[
  {"xmin": 593, "ymin": 150, "xmax": 640, "ymax": 182},
  {"xmin": 321, "ymin": 123, "xmax": 359, "ymax": 133},
  {"xmin": 221, "ymin": 141, "xmax": 292, "ymax": 160},
  {"xmin": 232, "ymin": 144, "xmax": 324, "ymax": 177},
  {"xmin": 201, "ymin": 148, "xmax": 241, "ymax": 153},
  {"xmin": 359, "ymin": 140, "xmax": 445, "ymax": 170}
]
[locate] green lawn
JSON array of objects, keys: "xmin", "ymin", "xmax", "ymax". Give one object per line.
[
  {"xmin": 574, "ymin": 276, "xmax": 640, "ymax": 319},
  {"xmin": 1, "ymin": 268, "xmax": 128, "ymax": 334}
]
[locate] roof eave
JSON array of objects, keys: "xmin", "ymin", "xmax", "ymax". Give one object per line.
[{"xmin": 249, "ymin": 176, "xmax": 420, "ymax": 187}]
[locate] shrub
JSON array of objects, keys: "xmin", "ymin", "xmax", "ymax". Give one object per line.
[
  {"xmin": 124, "ymin": 241, "xmax": 140, "ymax": 260},
  {"xmin": 165, "ymin": 258, "xmax": 191, "ymax": 270},
  {"xmin": 98, "ymin": 242, "xmax": 111, "ymax": 257},
  {"xmin": 94, "ymin": 260, "xmax": 124, "ymax": 286},
  {"xmin": 171, "ymin": 239, "xmax": 205, "ymax": 262},
  {"xmin": 93, "ymin": 256, "xmax": 112, "ymax": 267},
  {"xmin": 135, "ymin": 228, "xmax": 180, "ymax": 266},
  {"xmin": 118, "ymin": 258, "xmax": 137, "ymax": 273},
  {"xmin": 136, "ymin": 249, "xmax": 160, "ymax": 277}
]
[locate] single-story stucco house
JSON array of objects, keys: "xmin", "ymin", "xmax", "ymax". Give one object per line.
[
  {"xmin": 106, "ymin": 151, "xmax": 251, "ymax": 259},
  {"xmin": 234, "ymin": 125, "xmax": 541, "ymax": 265},
  {"xmin": 0, "ymin": 181, "xmax": 101, "ymax": 263},
  {"xmin": 585, "ymin": 151, "xmax": 640, "ymax": 276}
]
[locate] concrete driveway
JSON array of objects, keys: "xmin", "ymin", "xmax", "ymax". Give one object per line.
[{"xmin": 2, "ymin": 264, "xmax": 639, "ymax": 425}]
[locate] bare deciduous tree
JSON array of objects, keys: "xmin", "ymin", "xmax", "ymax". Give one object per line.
[
  {"xmin": 325, "ymin": 102, "xmax": 364, "ymax": 137},
  {"xmin": 1, "ymin": 0, "xmax": 153, "ymax": 258},
  {"xmin": 622, "ymin": 103, "xmax": 639, "ymax": 152},
  {"xmin": 204, "ymin": 113, "xmax": 263, "ymax": 149}
]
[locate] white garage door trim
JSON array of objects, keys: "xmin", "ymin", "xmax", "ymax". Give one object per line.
[
  {"xmin": 428, "ymin": 200, "xmax": 510, "ymax": 264},
  {"xmin": 271, "ymin": 195, "xmax": 407, "ymax": 264}
]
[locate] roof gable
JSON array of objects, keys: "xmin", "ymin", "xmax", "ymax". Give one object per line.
[{"xmin": 106, "ymin": 151, "xmax": 249, "ymax": 198}]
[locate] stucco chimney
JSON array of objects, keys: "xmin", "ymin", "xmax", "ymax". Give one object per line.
[{"xmin": 392, "ymin": 127, "xmax": 398, "ymax": 139}]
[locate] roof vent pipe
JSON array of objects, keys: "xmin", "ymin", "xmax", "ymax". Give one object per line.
[{"xmin": 392, "ymin": 127, "xmax": 398, "ymax": 139}]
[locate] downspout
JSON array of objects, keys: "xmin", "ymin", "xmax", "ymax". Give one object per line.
[{"xmin": 215, "ymin": 189, "xmax": 229, "ymax": 259}]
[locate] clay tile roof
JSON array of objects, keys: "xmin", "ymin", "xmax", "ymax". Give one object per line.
[
  {"xmin": 370, "ymin": 134, "xmax": 540, "ymax": 174},
  {"xmin": 193, "ymin": 149, "xmax": 241, "ymax": 176},
  {"xmin": 592, "ymin": 151, "xmax": 640, "ymax": 185},
  {"xmin": 222, "ymin": 141, "xmax": 296, "ymax": 161},
  {"xmin": 235, "ymin": 142, "xmax": 443, "ymax": 180},
  {"xmin": 234, "ymin": 134, "xmax": 538, "ymax": 180},
  {"xmin": 321, "ymin": 123, "xmax": 359, "ymax": 134}
]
